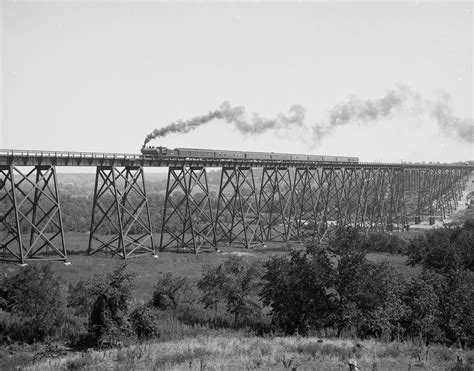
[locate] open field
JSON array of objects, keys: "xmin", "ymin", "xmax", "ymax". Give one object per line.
[
  {"xmin": 0, "ymin": 232, "xmax": 419, "ymax": 302},
  {"xmin": 0, "ymin": 225, "xmax": 468, "ymax": 370}
]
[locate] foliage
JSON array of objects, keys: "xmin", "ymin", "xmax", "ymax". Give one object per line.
[
  {"xmin": 2, "ymin": 264, "xmax": 66, "ymax": 343},
  {"xmin": 152, "ymin": 273, "xmax": 191, "ymax": 310},
  {"xmin": 198, "ymin": 255, "xmax": 262, "ymax": 323},
  {"xmin": 435, "ymin": 270, "xmax": 474, "ymax": 347},
  {"xmin": 261, "ymin": 228, "xmax": 410, "ymax": 339},
  {"xmin": 326, "ymin": 226, "xmax": 369, "ymax": 256},
  {"xmin": 260, "ymin": 248, "xmax": 333, "ymax": 335},
  {"xmin": 68, "ymin": 263, "xmax": 136, "ymax": 347},
  {"xmin": 401, "ymin": 269, "xmax": 474, "ymax": 347},
  {"xmin": 330, "ymin": 245, "xmax": 407, "ymax": 339},
  {"xmin": 129, "ymin": 305, "xmax": 160, "ymax": 340},
  {"xmin": 364, "ymin": 232, "xmax": 408, "ymax": 254},
  {"xmin": 406, "ymin": 226, "xmax": 474, "ymax": 272},
  {"xmin": 401, "ymin": 273, "xmax": 444, "ymax": 344},
  {"xmin": 402, "ymin": 224, "xmax": 474, "ymax": 346}
]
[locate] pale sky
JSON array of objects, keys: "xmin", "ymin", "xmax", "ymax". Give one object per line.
[{"xmin": 1, "ymin": 1, "xmax": 473, "ymax": 163}]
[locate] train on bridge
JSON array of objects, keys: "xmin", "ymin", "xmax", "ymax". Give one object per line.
[{"xmin": 141, "ymin": 146, "xmax": 360, "ymax": 163}]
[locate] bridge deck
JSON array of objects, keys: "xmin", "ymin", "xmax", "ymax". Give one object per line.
[{"xmin": 0, "ymin": 149, "xmax": 472, "ymax": 169}]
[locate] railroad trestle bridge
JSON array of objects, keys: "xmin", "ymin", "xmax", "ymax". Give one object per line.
[{"xmin": 0, "ymin": 149, "xmax": 472, "ymax": 263}]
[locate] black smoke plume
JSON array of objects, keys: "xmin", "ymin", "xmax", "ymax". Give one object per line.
[
  {"xmin": 312, "ymin": 86, "xmax": 419, "ymax": 143},
  {"xmin": 143, "ymin": 102, "xmax": 306, "ymax": 145},
  {"xmin": 311, "ymin": 86, "xmax": 472, "ymax": 144},
  {"xmin": 430, "ymin": 93, "xmax": 473, "ymax": 143},
  {"xmin": 143, "ymin": 87, "xmax": 472, "ymax": 146}
]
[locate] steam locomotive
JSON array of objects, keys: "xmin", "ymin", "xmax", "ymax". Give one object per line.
[{"xmin": 141, "ymin": 146, "xmax": 359, "ymax": 163}]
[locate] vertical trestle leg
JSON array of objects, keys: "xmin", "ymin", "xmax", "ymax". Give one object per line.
[
  {"xmin": 159, "ymin": 167, "xmax": 215, "ymax": 253},
  {"xmin": 0, "ymin": 165, "xmax": 67, "ymax": 263},
  {"xmin": 88, "ymin": 166, "xmax": 155, "ymax": 258},
  {"xmin": 215, "ymin": 166, "xmax": 263, "ymax": 248}
]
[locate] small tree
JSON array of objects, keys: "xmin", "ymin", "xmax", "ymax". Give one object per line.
[
  {"xmin": 261, "ymin": 248, "xmax": 333, "ymax": 335},
  {"xmin": 68, "ymin": 264, "xmax": 135, "ymax": 347},
  {"xmin": 152, "ymin": 273, "xmax": 191, "ymax": 309},
  {"xmin": 198, "ymin": 255, "xmax": 262, "ymax": 323},
  {"xmin": 401, "ymin": 273, "xmax": 444, "ymax": 345},
  {"xmin": 129, "ymin": 305, "xmax": 160, "ymax": 340},
  {"xmin": 325, "ymin": 227, "xmax": 407, "ymax": 339},
  {"xmin": 3, "ymin": 264, "xmax": 65, "ymax": 343},
  {"xmin": 437, "ymin": 270, "xmax": 474, "ymax": 347}
]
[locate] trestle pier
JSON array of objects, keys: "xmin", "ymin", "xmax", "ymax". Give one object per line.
[{"xmin": 0, "ymin": 149, "xmax": 472, "ymax": 261}]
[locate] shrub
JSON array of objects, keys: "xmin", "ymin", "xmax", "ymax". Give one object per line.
[
  {"xmin": 365, "ymin": 232, "xmax": 408, "ymax": 254},
  {"xmin": 152, "ymin": 273, "xmax": 191, "ymax": 309},
  {"xmin": 68, "ymin": 263, "xmax": 135, "ymax": 347},
  {"xmin": 406, "ymin": 227, "xmax": 474, "ymax": 272},
  {"xmin": 2, "ymin": 264, "xmax": 66, "ymax": 343},
  {"xmin": 331, "ymin": 249, "xmax": 407, "ymax": 339},
  {"xmin": 401, "ymin": 273, "xmax": 444, "ymax": 344},
  {"xmin": 327, "ymin": 226, "xmax": 369, "ymax": 255},
  {"xmin": 437, "ymin": 270, "xmax": 474, "ymax": 347},
  {"xmin": 260, "ymin": 248, "xmax": 333, "ymax": 335},
  {"xmin": 198, "ymin": 255, "xmax": 263, "ymax": 323},
  {"xmin": 129, "ymin": 305, "xmax": 160, "ymax": 340}
]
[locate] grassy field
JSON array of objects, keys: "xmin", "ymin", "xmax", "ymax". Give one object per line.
[
  {"xmin": 0, "ymin": 232, "xmax": 418, "ymax": 303},
  {"xmin": 0, "ymin": 230, "xmax": 463, "ymax": 370},
  {"xmin": 24, "ymin": 335, "xmax": 474, "ymax": 370}
]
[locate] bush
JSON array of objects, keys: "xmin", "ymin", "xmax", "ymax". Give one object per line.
[
  {"xmin": 401, "ymin": 269, "xmax": 474, "ymax": 347},
  {"xmin": 406, "ymin": 227, "xmax": 474, "ymax": 272},
  {"xmin": 68, "ymin": 263, "xmax": 136, "ymax": 347},
  {"xmin": 327, "ymin": 226, "xmax": 369, "ymax": 255},
  {"xmin": 261, "ymin": 228, "xmax": 407, "ymax": 338},
  {"xmin": 260, "ymin": 248, "xmax": 333, "ymax": 335},
  {"xmin": 129, "ymin": 305, "xmax": 160, "ymax": 340},
  {"xmin": 401, "ymin": 273, "xmax": 444, "ymax": 344},
  {"xmin": 198, "ymin": 255, "xmax": 263, "ymax": 323},
  {"xmin": 331, "ymin": 247, "xmax": 406, "ymax": 339},
  {"xmin": 2, "ymin": 264, "xmax": 66, "ymax": 343},
  {"xmin": 152, "ymin": 273, "xmax": 191, "ymax": 310},
  {"xmin": 365, "ymin": 232, "xmax": 408, "ymax": 254},
  {"xmin": 437, "ymin": 270, "xmax": 474, "ymax": 347}
]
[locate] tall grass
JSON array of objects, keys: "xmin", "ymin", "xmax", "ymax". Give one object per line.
[{"xmin": 24, "ymin": 335, "xmax": 473, "ymax": 371}]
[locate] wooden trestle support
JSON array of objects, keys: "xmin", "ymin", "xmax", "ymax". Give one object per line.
[
  {"xmin": 88, "ymin": 166, "xmax": 155, "ymax": 258},
  {"xmin": 0, "ymin": 165, "xmax": 67, "ymax": 263}
]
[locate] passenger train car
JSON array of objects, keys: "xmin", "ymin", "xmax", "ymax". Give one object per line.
[{"xmin": 141, "ymin": 146, "xmax": 359, "ymax": 163}]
